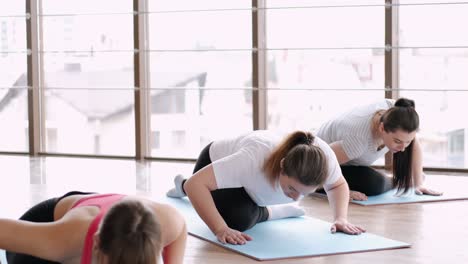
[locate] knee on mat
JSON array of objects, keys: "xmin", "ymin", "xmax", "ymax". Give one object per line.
[
  {"xmin": 222, "ymin": 208, "xmax": 258, "ymax": 232},
  {"xmin": 225, "ymin": 217, "xmax": 256, "ymax": 232},
  {"xmin": 365, "ymin": 176, "xmax": 392, "ymax": 196}
]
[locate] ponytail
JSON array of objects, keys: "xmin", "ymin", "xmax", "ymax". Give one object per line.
[{"xmin": 263, "ymin": 131, "xmax": 328, "ymax": 187}]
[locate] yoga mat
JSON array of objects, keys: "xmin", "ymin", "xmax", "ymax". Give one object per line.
[
  {"xmin": 164, "ymin": 197, "xmax": 410, "ymax": 261},
  {"xmin": 315, "ymin": 175, "xmax": 468, "ymax": 206},
  {"xmin": 352, "ymin": 189, "xmax": 468, "ymax": 206}
]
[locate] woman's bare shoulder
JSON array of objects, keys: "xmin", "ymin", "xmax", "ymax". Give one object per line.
[{"xmin": 144, "ymin": 199, "xmax": 186, "ymax": 246}]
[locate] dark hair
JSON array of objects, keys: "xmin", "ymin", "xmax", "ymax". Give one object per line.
[
  {"xmin": 98, "ymin": 199, "xmax": 162, "ymax": 264},
  {"xmin": 380, "ymin": 97, "xmax": 419, "ymax": 193},
  {"xmin": 263, "ymin": 131, "xmax": 328, "ymax": 187}
]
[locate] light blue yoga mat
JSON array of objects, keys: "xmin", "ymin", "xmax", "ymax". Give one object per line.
[
  {"xmin": 315, "ymin": 175, "xmax": 468, "ymax": 206},
  {"xmin": 351, "ymin": 188, "xmax": 468, "ymax": 206},
  {"xmin": 312, "ymin": 189, "xmax": 468, "ymax": 206},
  {"xmin": 164, "ymin": 197, "xmax": 410, "ymax": 261}
]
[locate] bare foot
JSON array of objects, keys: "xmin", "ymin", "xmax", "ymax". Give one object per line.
[{"xmin": 350, "ymin": 191, "xmax": 368, "ymax": 201}]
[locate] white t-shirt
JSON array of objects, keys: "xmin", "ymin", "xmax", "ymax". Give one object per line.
[
  {"xmin": 316, "ymin": 99, "xmax": 394, "ymax": 166},
  {"xmin": 209, "ymin": 130, "xmax": 342, "ymax": 206}
]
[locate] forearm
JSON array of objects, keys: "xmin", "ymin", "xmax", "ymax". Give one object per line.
[
  {"xmin": 0, "ymin": 219, "xmax": 65, "ymax": 261},
  {"xmin": 0, "ymin": 219, "xmax": 22, "ymax": 251},
  {"xmin": 325, "ymin": 180, "xmax": 350, "ymax": 221},
  {"xmin": 413, "ymin": 170, "xmax": 425, "ymax": 187},
  {"xmin": 184, "ymin": 180, "xmax": 228, "ymax": 234}
]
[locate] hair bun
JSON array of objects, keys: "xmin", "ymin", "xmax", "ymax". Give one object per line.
[
  {"xmin": 395, "ymin": 98, "xmax": 415, "ymax": 108},
  {"xmin": 305, "ymin": 132, "xmax": 314, "ymax": 145}
]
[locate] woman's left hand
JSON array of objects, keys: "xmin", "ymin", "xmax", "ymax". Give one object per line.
[
  {"xmin": 331, "ymin": 219, "xmax": 366, "ymax": 235},
  {"xmin": 415, "ymin": 186, "xmax": 443, "ymax": 196}
]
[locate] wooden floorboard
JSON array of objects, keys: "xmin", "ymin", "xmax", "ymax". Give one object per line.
[{"xmin": 0, "ymin": 155, "xmax": 467, "ymax": 263}]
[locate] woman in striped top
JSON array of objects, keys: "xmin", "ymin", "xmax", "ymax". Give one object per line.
[{"xmin": 317, "ymin": 98, "xmax": 442, "ymax": 201}]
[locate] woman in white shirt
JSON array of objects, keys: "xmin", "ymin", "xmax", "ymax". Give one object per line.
[
  {"xmin": 167, "ymin": 130, "xmax": 365, "ymax": 245},
  {"xmin": 317, "ymin": 98, "xmax": 442, "ymax": 201}
]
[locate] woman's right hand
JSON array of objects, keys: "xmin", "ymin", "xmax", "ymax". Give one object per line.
[
  {"xmin": 215, "ymin": 226, "xmax": 253, "ymax": 245},
  {"xmin": 349, "ymin": 190, "xmax": 368, "ymax": 201}
]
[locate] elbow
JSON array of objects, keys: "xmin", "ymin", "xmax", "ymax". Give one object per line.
[
  {"xmin": 184, "ymin": 167, "xmax": 217, "ymax": 198},
  {"xmin": 183, "ymin": 178, "xmax": 194, "ymax": 196},
  {"xmin": 183, "ymin": 177, "xmax": 204, "ymax": 198},
  {"xmin": 325, "ymin": 178, "xmax": 348, "ymax": 193}
]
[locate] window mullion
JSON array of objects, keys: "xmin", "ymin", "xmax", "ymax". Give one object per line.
[
  {"xmin": 134, "ymin": 0, "xmax": 150, "ymax": 159},
  {"xmin": 26, "ymin": 0, "xmax": 43, "ymax": 155},
  {"xmin": 252, "ymin": 0, "xmax": 267, "ymax": 130}
]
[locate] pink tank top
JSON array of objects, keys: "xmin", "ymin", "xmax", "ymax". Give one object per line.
[{"xmin": 71, "ymin": 194, "xmax": 126, "ymax": 264}]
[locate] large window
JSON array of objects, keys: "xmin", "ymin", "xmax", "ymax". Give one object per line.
[
  {"xmin": 399, "ymin": 0, "xmax": 468, "ymax": 168},
  {"xmin": 41, "ymin": 0, "xmax": 135, "ymax": 156},
  {"xmin": 0, "ymin": 1, "xmax": 27, "ymax": 152},
  {"xmin": 0, "ymin": 1, "xmax": 467, "ymax": 169},
  {"xmin": 147, "ymin": 1, "xmax": 253, "ymax": 158}
]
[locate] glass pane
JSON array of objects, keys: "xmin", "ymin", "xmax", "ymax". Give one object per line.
[
  {"xmin": 267, "ymin": 0, "xmax": 384, "ymax": 48},
  {"xmin": 400, "ymin": 1, "xmax": 468, "ymax": 46},
  {"xmin": 147, "ymin": 0, "xmax": 253, "ymax": 159},
  {"xmin": 0, "ymin": 0, "xmax": 28, "ymax": 152},
  {"xmin": 150, "ymin": 88, "xmax": 253, "ymax": 159},
  {"xmin": 267, "ymin": 0, "xmax": 381, "ymax": 8},
  {"xmin": 42, "ymin": 0, "xmax": 132, "ymax": 14},
  {"xmin": 0, "ymin": 52, "xmax": 27, "ymax": 89},
  {"xmin": 266, "ymin": 49, "xmax": 385, "ymax": 126},
  {"xmin": 149, "ymin": 0, "xmax": 251, "ymax": 11},
  {"xmin": 267, "ymin": 89, "xmax": 383, "ymax": 132},
  {"xmin": 400, "ymin": 49, "xmax": 468, "ymax": 168},
  {"xmin": 42, "ymin": 14, "xmax": 133, "ymax": 52},
  {"xmin": 42, "ymin": 52, "xmax": 134, "ymax": 85},
  {"xmin": 42, "ymin": 54, "xmax": 135, "ymax": 156},
  {"xmin": 0, "ymin": 86, "xmax": 28, "ymax": 152},
  {"xmin": 149, "ymin": 51, "xmax": 252, "ymax": 158},
  {"xmin": 44, "ymin": 89, "xmax": 135, "ymax": 156},
  {"xmin": 400, "ymin": 1, "xmax": 468, "ymax": 168},
  {"xmin": 148, "ymin": 10, "xmax": 251, "ymax": 50},
  {"xmin": 41, "ymin": 1, "xmax": 135, "ymax": 156},
  {"xmin": 0, "ymin": 0, "xmax": 25, "ymax": 16},
  {"xmin": 0, "ymin": 18, "xmax": 27, "ymax": 52}
]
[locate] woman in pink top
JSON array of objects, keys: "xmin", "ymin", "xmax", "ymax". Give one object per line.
[{"xmin": 1, "ymin": 191, "xmax": 186, "ymax": 264}]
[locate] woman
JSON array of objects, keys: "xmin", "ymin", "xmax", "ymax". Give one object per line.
[
  {"xmin": 316, "ymin": 97, "xmax": 443, "ymax": 201},
  {"xmin": 2, "ymin": 191, "xmax": 187, "ymax": 264},
  {"xmin": 167, "ymin": 130, "xmax": 365, "ymax": 245}
]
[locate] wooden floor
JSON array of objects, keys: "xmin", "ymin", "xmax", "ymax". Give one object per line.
[{"xmin": 1, "ymin": 155, "xmax": 467, "ymax": 264}]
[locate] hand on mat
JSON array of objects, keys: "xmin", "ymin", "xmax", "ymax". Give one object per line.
[
  {"xmin": 349, "ymin": 190, "xmax": 367, "ymax": 201},
  {"xmin": 415, "ymin": 186, "xmax": 443, "ymax": 196},
  {"xmin": 215, "ymin": 226, "xmax": 253, "ymax": 245},
  {"xmin": 331, "ymin": 219, "xmax": 366, "ymax": 235}
]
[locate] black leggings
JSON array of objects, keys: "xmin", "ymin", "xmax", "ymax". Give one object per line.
[
  {"xmin": 341, "ymin": 166, "xmax": 393, "ymax": 196},
  {"xmin": 189, "ymin": 143, "xmax": 269, "ymax": 231},
  {"xmin": 6, "ymin": 191, "xmax": 95, "ymax": 264}
]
